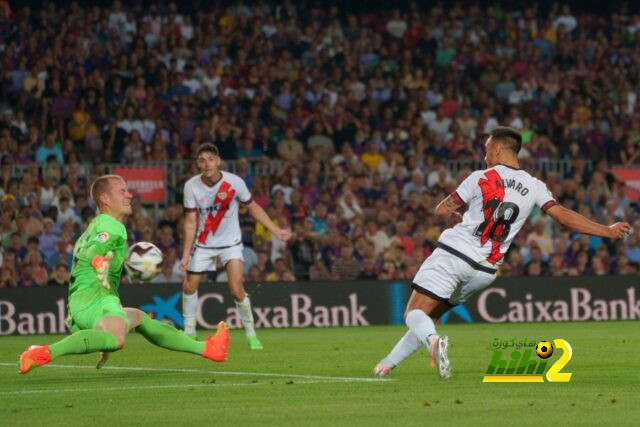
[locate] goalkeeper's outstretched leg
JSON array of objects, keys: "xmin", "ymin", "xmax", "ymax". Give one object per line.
[
  {"xmin": 128, "ymin": 308, "xmax": 228, "ymax": 362},
  {"xmin": 20, "ymin": 309, "xmax": 229, "ymax": 375},
  {"xmin": 95, "ymin": 308, "xmax": 229, "ymax": 369},
  {"xmin": 20, "ymin": 314, "xmax": 129, "ymax": 375}
]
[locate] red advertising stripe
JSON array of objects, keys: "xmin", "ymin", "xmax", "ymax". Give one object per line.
[
  {"xmin": 113, "ymin": 167, "xmax": 166, "ymax": 203},
  {"xmin": 612, "ymin": 167, "xmax": 640, "ymax": 201}
]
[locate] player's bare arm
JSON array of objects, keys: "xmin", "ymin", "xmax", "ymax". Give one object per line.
[
  {"xmin": 434, "ymin": 194, "xmax": 464, "ymax": 217},
  {"xmin": 546, "ymin": 204, "xmax": 631, "ymax": 238},
  {"xmin": 180, "ymin": 209, "xmax": 198, "ymax": 271},
  {"xmin": 245, "ymin": 200, "xmax": 292, "ymax": 241}
]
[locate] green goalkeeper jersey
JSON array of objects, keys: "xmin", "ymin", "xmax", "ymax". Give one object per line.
[{"xmin": 69, "ymin": 213, "xmax": 127, "ymax": 298}]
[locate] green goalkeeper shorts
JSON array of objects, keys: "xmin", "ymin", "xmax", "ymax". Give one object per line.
[{"xmin": 67, "ymin": 292, "xmax": 130, "ymax": 333}]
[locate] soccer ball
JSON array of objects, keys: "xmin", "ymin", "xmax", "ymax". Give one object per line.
[
  {"xmin": 535, "ymin": 341, "xmax": 554, "ymax": 359},
  {"xmin": 124, "ymin": 242, "xmax": 163, "ymax": 281}
]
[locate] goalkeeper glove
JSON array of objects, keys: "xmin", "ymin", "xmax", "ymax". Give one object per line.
[{"xmin": 91, "ymin": 251, "xmax": 113, "ymax": 289}]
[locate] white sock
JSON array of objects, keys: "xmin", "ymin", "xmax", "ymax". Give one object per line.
[
  {"xmin": 182, "ymin": 291, "xmax": 198, "ymax": 335},
  {"xmin": 384, "ymin": 330, "xmax": 422, "ymax": 367},
  {"xmin": 235, "ymin": 295, "xmax": 256, "ymax": 337},
  {"xmin": 406, "ymin": 309, "xmax": 437, "ymax": 348}
]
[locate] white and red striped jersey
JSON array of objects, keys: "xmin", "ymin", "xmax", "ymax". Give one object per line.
[
  {"xmin": 183, "ymin": 171, "xmax": 252, "ymax": 248},
  {"xmin": 439, "ymin": 164, "xmax": 556, "ymax": 265}
]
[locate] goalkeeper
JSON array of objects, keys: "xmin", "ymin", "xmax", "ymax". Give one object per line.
[{"xmin": 19, "ymin": 175, "xmax": 229, "ymax": 375}]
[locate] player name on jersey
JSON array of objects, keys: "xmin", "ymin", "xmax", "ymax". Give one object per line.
[
  {"xmin": 441, "ymin": 165, "xmax": 556, "ymax": 265},
  {"xmin": 501, "ymin": 178, "xmax": 530, "ymax": 196}
]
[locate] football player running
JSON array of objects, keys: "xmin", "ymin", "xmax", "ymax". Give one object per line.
[{"xmin": 374, "ymin": 127, "xmax": 630, "ymax": 379}]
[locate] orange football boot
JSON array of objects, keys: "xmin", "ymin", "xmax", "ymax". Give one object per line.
[
  {"xmin": 202, "ymin": 322, "xmax": 229, "ymax": 362},
  {"xmin": 20, "ymin": 345, "xmax": 52, "ymax": 374}
]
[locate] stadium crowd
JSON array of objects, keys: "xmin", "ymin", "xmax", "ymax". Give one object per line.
[{"xmin": 1, "ymin": 0, "xmax": 640, "ymax": 287}]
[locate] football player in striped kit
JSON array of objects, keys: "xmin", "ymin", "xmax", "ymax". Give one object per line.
[
  {"xmin": 181, "ymin": 144, "xmax": 291, "ymax": 349},
  {"xmin": 374, "ymin": 127, "xmax": 630, "ymax": 379}
]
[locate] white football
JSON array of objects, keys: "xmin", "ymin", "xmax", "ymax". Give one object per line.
[{"xmin": 124, "ymin": 242, "xmax": 163, "ymax": 281}]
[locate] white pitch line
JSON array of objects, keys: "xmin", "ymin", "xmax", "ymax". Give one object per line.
[
  {"xmin": 0, "ymin": 362, "xmax": 391, "ymax": 383},
  {"xmin": 0, "ymin": 380, "xmax": 353, "ymax": 396}
]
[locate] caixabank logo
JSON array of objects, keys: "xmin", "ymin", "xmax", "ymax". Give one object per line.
[{"xmin": 483, "ymin": 339, "xmax": 573, "ymax": 382}]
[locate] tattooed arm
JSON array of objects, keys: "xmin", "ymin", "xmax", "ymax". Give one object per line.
[{"xmin": 434, "ymin": 193, "xmax": 465, "ymax": 217}]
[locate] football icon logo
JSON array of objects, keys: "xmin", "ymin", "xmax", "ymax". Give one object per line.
[{"xmin": 536, "ymin": 341, "xmax": 554, "ymax": 359}]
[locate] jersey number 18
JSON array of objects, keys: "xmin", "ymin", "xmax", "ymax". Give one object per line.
[{"xmin": 474, "ymin": 198, "xmax": 520, "ymax": 243}]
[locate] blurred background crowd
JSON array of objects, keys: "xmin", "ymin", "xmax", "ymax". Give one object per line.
[{"xmin": 2, "ymin": 0, "xmax": 640, "ymax": 287}]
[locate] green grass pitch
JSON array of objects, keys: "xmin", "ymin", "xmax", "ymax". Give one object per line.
[{"xmin": 1, "ymin": 322, "xmax": 638, "ymax": 426}]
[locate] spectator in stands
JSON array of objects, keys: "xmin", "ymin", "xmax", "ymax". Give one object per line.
[
  {"xmin": 47, "ymin": 263, "xmax": 70, "ymax": 286},
  {"xmin": 386, "ymin": 9, "xmax": 407, "ymax": 39},
  {"xmin": 56, "ymin": 197, "xmax": 77, "ymax": 226},
  {"xmin": 151, "ymin": 260, "xmax": 182, "ymax": 283},
  {"xmin": 8, "ymin": 231, "xmax": 27, "ymax": 263},
  {"xmin": 266, "ymin": 258, "xmax": 296, "ymax": 282},
  {"xmin": 290, "ymin": 221, "xmax": 315, "ymax": 280},
  {"xmin": 390, "ymin": 221, "xmax": 414, "ymax": 256},
  {"xmin": 154, "ymin": 225, "xmax": 176, "ymax": 254},
  {"xmin": 361, "ymin": 142, "xmax": 384, "ymax": 172},
  {"xmin": 309, "ymin": 258, "xmax": 332, "ymax": 281},
  {"xmin": 310, "ymin": 204, "xmax": 329, "ymax": 236},
  {"xmin": 38, "ymin": 218, "xmax": 57, "ymax": 257},
  {"xmin": 378, "ymin": 260, "xmax": 399, "ymax": 280},
  {"xmin": 526, "ymin": 246, "xmax": 549, "ymax": 275},
  {"xmin": 365, "ymin": 219, "xmax": 391, "ymax": 256},
  {"xmin": 307, "ymin": 122, "xmax": 335, "ymax": 158},
  {"xmin": 357, "ymin": 257, "xmax": 379, "ymax": 280},
  {"xmin": 553, "ymin": 4, "xmax": 578, "ymax": 33},
  {"xmin": 526, "ymin": 221, "xmax": 554, "ymax": 257},
  {"xmin": 255, "ymin": 250, "xmax": 273, "ymax": 277},
  {"xmin": 277, "ymin": 128, "xmax": 304, "ymax": 163},
  {"xmin": 338, "ymin": 190, "xmax": 363, "ymax": 221},
  {"xmin": 1, "ymin": 1, "xmax": 640, "ymax": 284},
  {"xmin": 625, "ymin": 234, "xmax": 640, "ymax": 263},
  {"xmin": 548, "ymin": 254, "xmax": 565, "ymax": 276},
  {"xmin": 247, "ymin": 265, "xmax": 264, "ymax": 282},
  {"xmin": 46, "ymin": 238, "xmax": 72, "ymax": 270},
  {"xmin": 0, "ymin": 208, "xmax": 15, "ymax": 247},
  {"xmin": 37, "ymin": 176, "xmax": 56, "ymax": 212},
  {"xmin": 525, "ymin": 261, "xmax": 544, "ymax": 277},
  {"xmin": 1, "ymin": 263, "xmax": 17, "ymax": 286},
  {"xmin": 23, "ymin": 251, "xmax": 48, "ymax": 286},
  {"xmin": 592, "ymin": 256, "xmax": 608, "ymax": 276},
  {"xmin": 402, "ymin": 171, "xmax": 427, "ymax": 198},
  {"xmin": 35, "ymin": 130, "xmax": 63, "ymax": 165},
  {"xmin": 332, "ymin": 244, "xmax": 362, "ymax": 280},
  {"xmin": 1, "ymin": 250, "xmax": 18, "ymax": 280}
]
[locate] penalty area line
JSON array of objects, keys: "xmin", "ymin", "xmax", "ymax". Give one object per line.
[{"xmin": 0, "ymin": 362, "xmax": 392, "ymax": 383}]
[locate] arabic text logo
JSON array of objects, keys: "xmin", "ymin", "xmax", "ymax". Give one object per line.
[{"xmin": 483, "ymin": 338, "xmax": 573, "ymax": 382}]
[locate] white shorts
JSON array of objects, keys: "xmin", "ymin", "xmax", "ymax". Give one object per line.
[
  {"xmin": 187, "ymin": 244, "xmax": 244, "ymax": 274},
  {"xmin": 412, "ymin": 245, "xmax": 496, "ymax": 307}
]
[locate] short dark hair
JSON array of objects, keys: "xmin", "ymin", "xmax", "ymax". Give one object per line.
[
  {"xmin": 490, "ymin": 126, "xmax": 522, "ymax": 154},
  {"xmin": 196, "ymin": 143, "xmax": 219, "ymax": 157}
]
